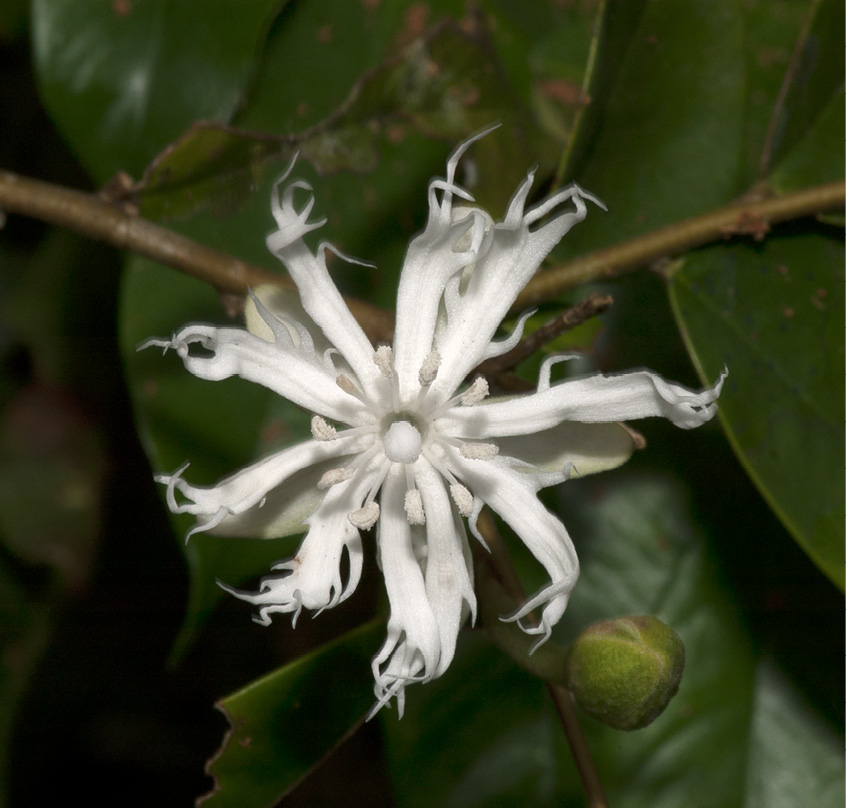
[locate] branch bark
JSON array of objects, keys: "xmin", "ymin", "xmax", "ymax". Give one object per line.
[
  {"xmin": 1, "ymin": 169, "xmax": 841, "ymax": 345},
  {"xmin": 0, "ymin": 170, "xmax": 395, "ymax": 343},
  {"xmin": 514, "ymin": 180, "xmax": 845, "ymax": 310}
]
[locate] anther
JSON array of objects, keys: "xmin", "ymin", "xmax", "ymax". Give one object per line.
[
  {"xmin": 311, "ymin": 415, "xmax": 337, "ymax": 441},
  {"xmin": 460, "ymin": 442, "xmax": 499, "ymax": 460},
  {"xmin": 349, "ymin": 502, "xmax": 380, "ymax": 529},
  {"xmin": 450, "ymin": 483, "xmax": 474, "ymax": 517},
  {"xmin": 460, "ymin": 377, "xmax": 489, "ymax": 406},
  {"xmin": 317, "ymin": 467, "xmax": 354, "ymax": 490},
  {"xmin": 404, "ymin": 489, "xmax": 425, "ymax": 525},
  {"xmin": 336, "ymin": 373, "xmax": 364, "ymax": 400},
  {"xmin": 418, "ymin": 349, "xmax": 441, "ymax": 386},
  {"xmin": 373, "ymin": 345, "xmax": 394, "ymax": 378}
]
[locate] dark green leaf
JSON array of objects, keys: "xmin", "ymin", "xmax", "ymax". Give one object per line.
[
  {"xmin": 200, "ymin": 620, "xmax": 383, "ymax": 808},
  {"xmin": 743, "ymin": 660, "xmax": 844, "ymax": 808},
  {"xmin": 385, "ymin": 474, "xmax": 758, "ymax": 807},
  {"xmin": 31, "ymin": 0, "xmax": 280, "ymax": 181},
  {"xmin": 558, "ymin": 0, "xmax": 746, "ymax": 257},
  {"xmin": 758, "ymin": 0, "xmax": 845, "ymax": 176},
  {"xmin": 769, "ymin": 88, "xmax": 845, "ymax": 192},
  {"xmin": 667, "ymin": 234, "xmax": 844, "ymax": 588},
  {"xmin": 134, "ymin": 15, "xmax": 556, "ymax": 221}
]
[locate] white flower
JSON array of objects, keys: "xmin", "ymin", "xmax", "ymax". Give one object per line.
[{"xmin": 145, "ymin": 130, "xmax": 724, "ymax": 716}]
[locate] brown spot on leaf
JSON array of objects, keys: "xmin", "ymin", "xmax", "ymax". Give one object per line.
[
  {"xmin": 537, "ymin": 78, "xmax": 589, "ymax": 108},
  {"xmin": 810, "ymin": 289, "xmax": 827, "ymax": 311}
]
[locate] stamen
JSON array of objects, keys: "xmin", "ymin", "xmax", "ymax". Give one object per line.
[
  {"xmin": 317, "ymin": 467, "xmax": 354, "ymax": 490},
  {"xmin": 460, "ymin": 377, "xmax": 489, "ymax": 406},
  {"xmin": 311, "ymin": 415, "xmax": 337, "ymax": 440},
  {"xmin": 336, "ymin": 373, "xmax": 366, "ymax": 402},
  {"xmin": 373, "ymin": 345, "xmax": 394, "ymax": 377},
  {"xmin": 349, "ymin": 502, "xmax": 380, "ymax": 529},
  {"xmin": 404, "ymin": 489, "xmax": 425, "ymax": 525},
  {"xmin": 450, "ymin": 483, "xmax": 474, "ymax": 517},
  {"xmin": 430, "ymin": 376, "xmax": 489, "ymax": 418},
  {"xmin": 418, "ymin": 349, "xmax": 441, "ymax": 387},
  {"xmin": 460, "ymin": 442, "xmax": 499, "ymax": 460}
]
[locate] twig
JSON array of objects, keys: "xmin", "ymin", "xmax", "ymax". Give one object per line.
[
  {"xmin": 474, "ymin": 511, "xmax": 609, "ymax": 808},
  {"xmin": 477, "ymin": 293, "xmax": 613, "ymax": 378},
  {"xmin": 0, "ymin": 170, "xmax": 395, "ymax": 344},
  {"xmin": 1, "ymin": 169, "xmax": 840, "ymax": 343},
  {"xmin": 513, "ymin": 180, "xmax": 845, "ymax": 311}
]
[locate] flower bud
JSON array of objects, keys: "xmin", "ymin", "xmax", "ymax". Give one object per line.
[{"xmin": 567, "ymin": 616, "xmax": 684, "ymax": 731}]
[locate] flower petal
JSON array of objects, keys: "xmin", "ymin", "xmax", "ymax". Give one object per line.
[
  {"xmin": 391, "ymin": 129, "xmax": 504, "ymax": 404},
  {"xmin": 495, "ymin": 421, "xmax": 637, "ymax": 483},
  {"xmin": 415, "ymin": 458, "xmax": 476, "ymax": 677},
  {"xmin": 220, "ymin": 472, "xmax": 370, "ymax": 625},
  {"xmin": 393, "ymin": 211, "xmax": 491, "ymax": 403},
  {"xmin": 441, "ymin": 368, "xmax": 726, "ymax": 438},
  {"xmin": 371, "ymin": 465, "xmax": 441, "ymax": 716},
  {"xmin": 156, "ymin": 434, "xmax": 366, "ymax": 538},
  {"xmin": 149, "ymin": 323, "xmax": 371, "ymax": 425},
  {"xmin": 266, "ymin": 177, "xmax": 380, "ymax": 390},
  {"xmin": 245, "ymin": 283, "xmax": 334, "ymax": 359},
  {"xmin": 446, "ymin": 449, "xmax": 578, "ymax": 651},
  {"xmin": 429, "ymin": 183, "xmax": 599, "ymax": 403}
]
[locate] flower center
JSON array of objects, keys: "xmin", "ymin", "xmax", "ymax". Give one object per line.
[{"xmin": 382, "ymin": 420, "xmax": 422, "ymax": 464}]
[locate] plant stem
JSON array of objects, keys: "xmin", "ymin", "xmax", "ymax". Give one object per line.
[
  {"xmin": 0, "ymin": 170, "xmax": 395, "ymax": 344},
  {"xmin": 513, "ymin": 179, "xmax": 845, "ymax": 310},
  {"xmin": 475, "ymin": 511, "xmax": 609, "ymax": 808},
  {"xmin": 1, "ymin": 169, "xmax": 841, "ymax": 340}
]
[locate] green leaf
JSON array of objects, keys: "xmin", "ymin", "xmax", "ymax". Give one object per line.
[
  {"xmin": 200, "ymin": 620, "xmax": 383, "ymax": 808},
  {"xmin": 667, "ymin": 233, "xmax": 844, "ymax": 588},
  {"xmin": 758, "ymin": 0, "xmax": 845, "ymax": 176},
  {"xmin": 769, "ymin": 87, "xmax": 845, "ymax": 193},
  {"xmin": 743, "ymin": 660, "xmax": 844, "ymax": 808},
  {"xmin": 384, "ymin": 474, "xmax": 758, "ymax": 807},
  {"xmin": 30, "ymin": 0, "xmax": 280, "ymax": 181},
  {"xmin": 556, "ymin": 0, "xmax": 839, "ymax": 259},
  {"xmin": 558, "ymin": 0, "xmax": 746, "ymax": 257},
  {"xmin": 134, "ymin": 13, "xmax": 559, "ymax": 221}
]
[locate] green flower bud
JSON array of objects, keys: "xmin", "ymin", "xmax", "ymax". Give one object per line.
[{"xmin": 567, "ymin": 616, "xmax": 685, "ymax": 731}]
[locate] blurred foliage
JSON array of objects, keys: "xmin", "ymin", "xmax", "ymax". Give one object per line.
[{"xmin": 0, "ymin": 0, "xmax": 840, "ymax": 806}]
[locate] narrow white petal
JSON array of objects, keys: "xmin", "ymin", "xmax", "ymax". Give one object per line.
[
  {"xmin": 221, "ymin": 474, "xmax": 371, "ymax": 624},
  {"xmin": 447, "ymin": 449, "xmax": 579, "ymax": 650},
  {"xmin": 371, "ymin": 466, "xmax": 441, "ymax": 715},
  {"xmin": 415, "ymin": 459, "xmax": 476, "ymax": 676},
  {"xmin": 430, "ymin": 185, "xmax": 598, "ymax": 403},
  {"xmin": 441, "ymin": 368, "xmax": 726, "ymax": 438},
  {"xmin": 496, "ymin": 421, "xmax": 637, "ymax": 483},
  {"xmin": 154, "ymin": 324, "xmax": 370, "ymax": 425},
  {"xmin": 156, "ymin": 435, "xmax": 364, "ymax": 538},
  {"xmin": 245, "ymin": 283, "xmax": 333, "ymax": 357},
  {"xmin": 266, "ymin": 179, "xmax": 380, "ymax": 389},
  {"xmin": 393, "ymin": 210, "xmax": 490, "ymax": 403}
]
